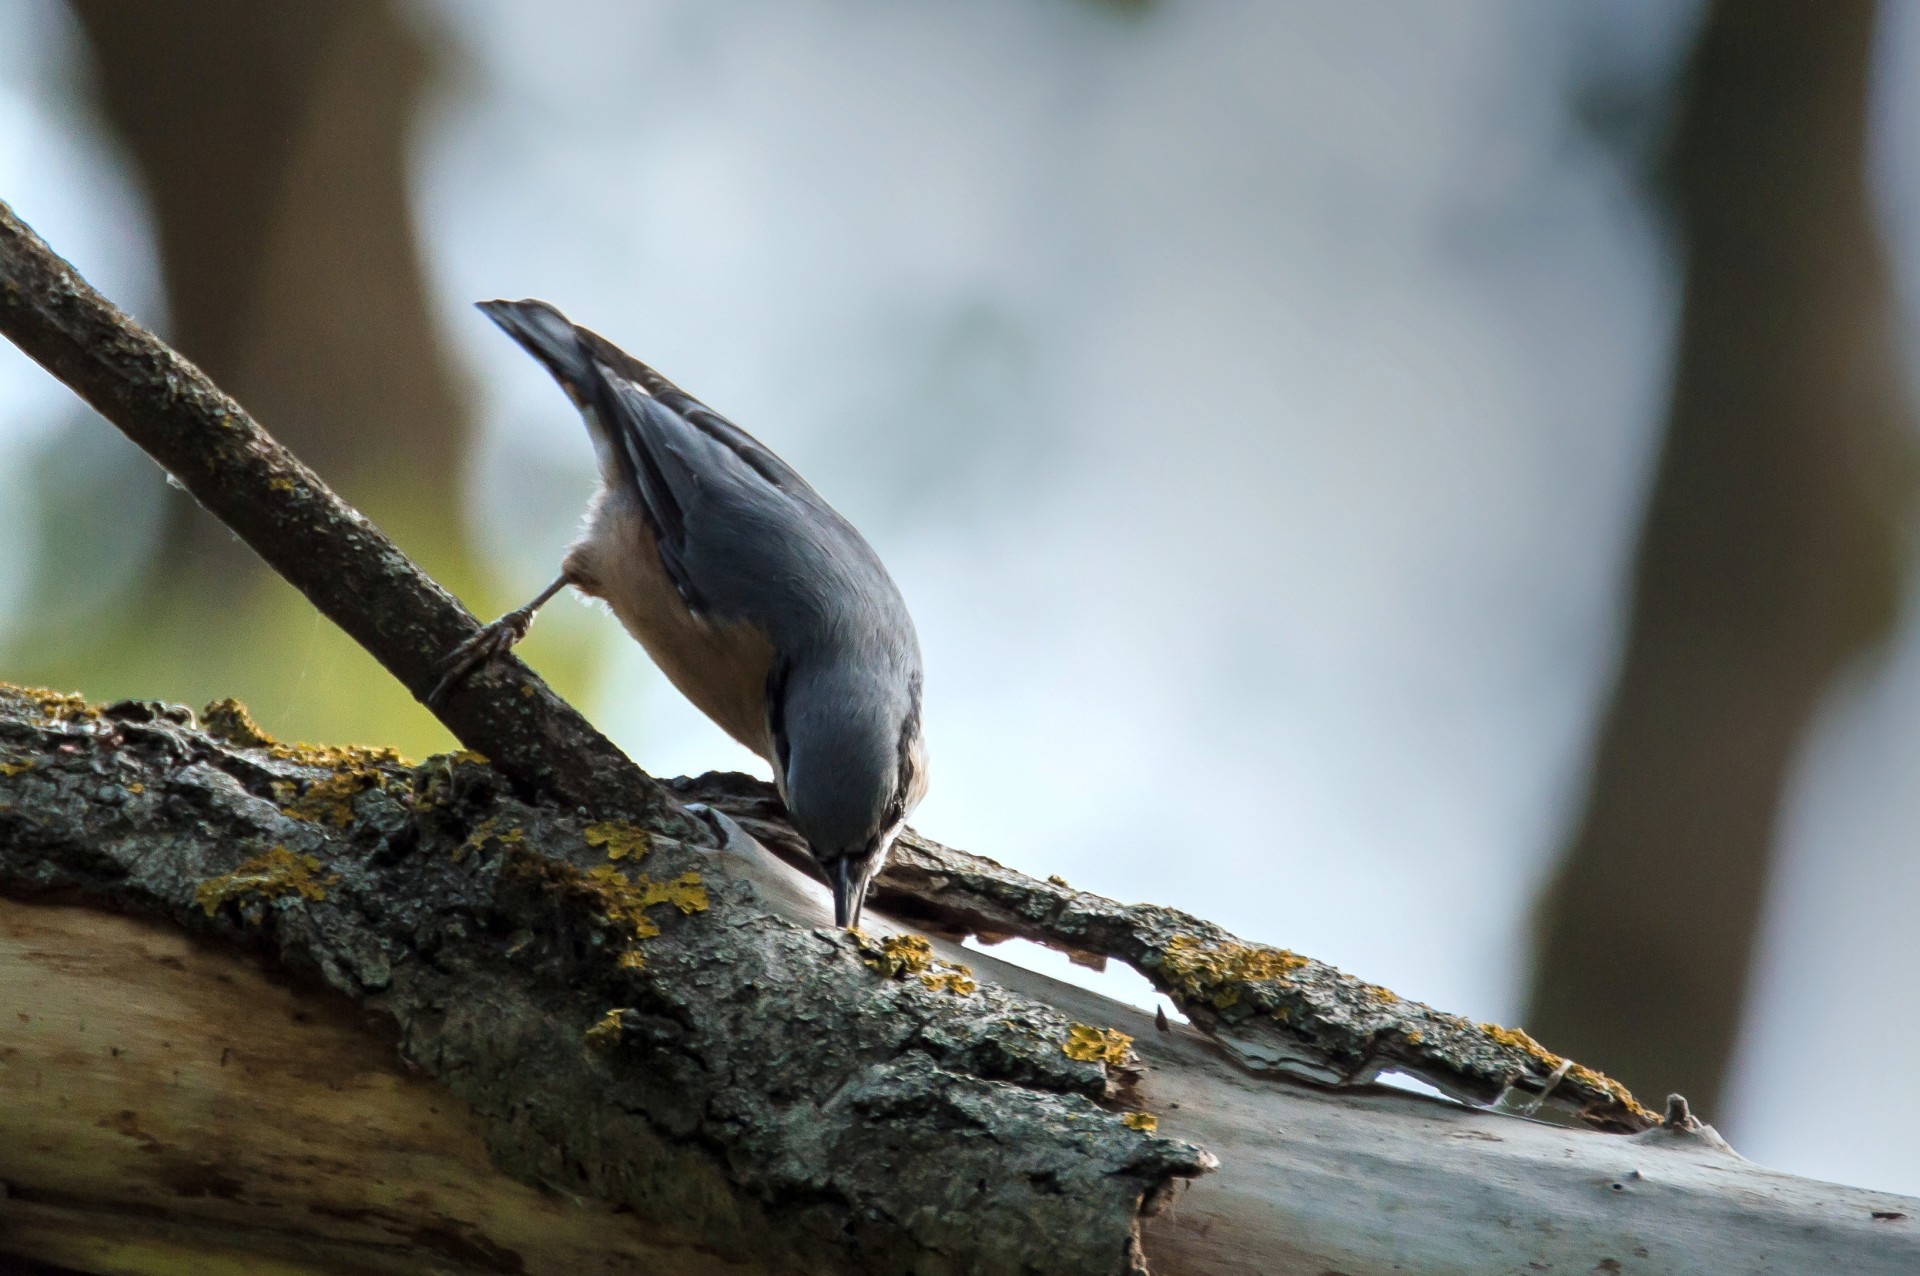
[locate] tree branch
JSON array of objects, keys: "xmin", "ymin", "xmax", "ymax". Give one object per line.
[
  {"xmin": 0, "ymin": 199, "xmax": 678, "ymax": 828},
  {"xmin": 5, "ymin": 200, "xmax": 1918, "ymax": 1274},
  {"xmin": 672, "ymin": 773, "xmax": 1654, "ymax": 1133}
]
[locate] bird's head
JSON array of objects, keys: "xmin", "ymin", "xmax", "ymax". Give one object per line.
[{"xmin": 778, "ymin": 663, "xmax": 927, "ymax": 932}]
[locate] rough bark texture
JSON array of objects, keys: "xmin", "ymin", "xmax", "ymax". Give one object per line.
[
  {"xmin": 4, "ymin": 690, "xmax": 1919, "ymax": 1276},
  {"xmin": 0, "ymin": 688, "xmax": 1204, "ymax": 1275},
  {"xmin": 1528, "ymin": 0, "xmax": 1911, "ymax": 1112},
  {"xmin": 677, "ymin": 776, "xmax": 1654, "ymax": 1134}
]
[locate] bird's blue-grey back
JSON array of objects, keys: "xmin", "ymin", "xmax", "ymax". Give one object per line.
[{"xmin": 478, "ymin": 298, "xmax": 924, "ymax": 875}]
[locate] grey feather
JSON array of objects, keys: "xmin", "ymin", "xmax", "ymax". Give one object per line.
[{"xmin": 479, "ymin": 298, "xmax": 926, "ymax": 929}]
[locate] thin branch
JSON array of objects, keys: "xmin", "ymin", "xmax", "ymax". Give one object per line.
[{"xmin": 0, "ymin": 199, "xmax": 683, "ymax": 830}]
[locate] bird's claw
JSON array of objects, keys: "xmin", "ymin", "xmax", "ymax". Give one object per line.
[{"xmin": 427, "ymin": 606, "xmax": 534, "ymax": 706}]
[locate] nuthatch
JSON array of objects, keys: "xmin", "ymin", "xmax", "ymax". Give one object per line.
[{"xmin": 434, "ymin": 299, "xmax": 927, "ymax": 930}]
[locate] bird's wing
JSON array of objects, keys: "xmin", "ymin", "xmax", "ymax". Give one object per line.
[
  {"xmin": 574, "ymin": 329, "xmax": 815, "ymax": 503},
  {"xmin": 593, "ymin": 366, "xmax": 853, "ymax": 619},
  {"xmin": 480, "ymin": 299, "xmax": 889, "ymax": 640}
]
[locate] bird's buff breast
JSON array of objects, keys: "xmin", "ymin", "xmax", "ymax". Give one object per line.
[{"xmin": 563, "ymin": 490, "xmax": 775, "ymax": 760}]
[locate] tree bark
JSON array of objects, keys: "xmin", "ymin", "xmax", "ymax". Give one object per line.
[
  {"xmin": 2, "ymin": 691, "xmax": 1917, "ymax": 1275},
  {"xmin": 3, "ymin": 199, "xmax": 1918, "ymax": 1274},
  {"xmin": 1528, "ymin": 0, "xmax": 1911, "ymax": 1114}
]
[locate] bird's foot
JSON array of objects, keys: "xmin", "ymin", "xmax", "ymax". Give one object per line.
[{"xmin": 427, "ymin": 605, "xmax": 537, "ymax": 705}]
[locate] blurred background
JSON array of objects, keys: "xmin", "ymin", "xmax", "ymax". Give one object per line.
[{"xmin": 1, "ymin": 0, "xmax": 1916, "ymax": 1197}]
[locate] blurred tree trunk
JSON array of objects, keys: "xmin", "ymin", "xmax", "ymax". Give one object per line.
[
  {"xmin": 8, "ymin": 0, "xmax": 484, "ymax": 754},
  {"xmin": 66, "ymin": 0, "xmax": 465, "ymax": 569},
  {"xmin": 1526, "ymin": 0, "xmax": 1911, "ymax": 1115}
]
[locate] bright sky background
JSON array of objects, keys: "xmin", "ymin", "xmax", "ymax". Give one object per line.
[{"xmin": 5, "ymin": 0, "xmax": 1920, "ymax": 1197}]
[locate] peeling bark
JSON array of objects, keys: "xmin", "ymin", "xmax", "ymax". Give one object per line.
[{"xmin": 676, "ymin": 775, "xmax": 1653, "ymax": 1133}]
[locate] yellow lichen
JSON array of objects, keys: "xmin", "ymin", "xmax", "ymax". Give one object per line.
[
  {"xmin": 268, "ymin": 740, "xmax": 408, "ymax": 770},
  {"xmin": 584, "ymin": 1008, "xmax": 626, "ymax": 1051},
  {"xmin": 1160, "ymin": 935, "xmax": 1308, "ymax": 1009},
  {"xmin": 195, "ymin": 846, "xmax": 340, "ymax": 917},
  {"xmin": 1121, "ymin": 1112, "xmax": 1158, "ymax": 1133},
  {"xmin": 504, "ymin": 853, "xmax": 708, "ymax": 974},
  {"xmin": 281, "ymin": 767, "xmax": 384, "ymax": 826},
  {"xmin": 651, "ymin": 871, "xmax": 710, "ymax": 915},
  {"xmin": 1479, "ymin": 1022, "xmax": 1560, "ymax": 1067},
  {"xmin": 862, "ymin": 933, "xmax": 973, "ymax": 992},
  {"xmin": 1063, "ymin": 1023, "xmax": 1134, "ymax": 1067},
  {"xmin": 456, "ymin": 817, "xmax": 524, "ymax": 862},
  {"xmin": 127, "ymin": 783, "xmax": 144, "ymax": 794},
  {"xmin": 585, "ymin": 820, "xmax": 650, "ymax": 861},
  {"xmin": 1047, "ymin": 874, "xmax": 1071, "ymax": 888},
  {"xmin": 444, "ymin": 750, "xmax": 490, "ymax": 767},
  {"xmin": 580, "ymin": 866, "xmax": 710, "ymax": 968},
  {"xmin": 920, "ymin": 969, "xmax": 978, "ymax": 996},
  {"xmin": 268, "ymin": 476, "xmax": 295, "ymax": 492},
  {"xmin": 20, "ymin": 687, "xmax": 97, "ymax": 723},
  {"xmin": 866, "ymin": 934, "xmax": 937, "ymax": 978},
  {"xmin": 1365, "ymin": 985, "xmax": 1399, "ymax": 1005},
  {"xmin": 201, "ymin": 698, "xmax": 276, "ymax": 748},
  {"xmin": 1479, "ymin": 1022, "xmax": 1655, "ymax": 1122},
  {"xmin": 199, "ymin": 699, "xmax": 403, "ymax": 827},
  {"xmin": 0, "ymin": 760, "xmax": 33, "ymax": 777}
]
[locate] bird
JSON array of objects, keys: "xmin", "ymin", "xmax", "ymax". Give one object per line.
[{"xmin": 433, "ymin": 299, "xmax": 927, "ymax": 930}]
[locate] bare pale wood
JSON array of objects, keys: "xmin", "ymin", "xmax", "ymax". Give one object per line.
[{"xmin": 0, "ymin": 902, "xmax": 750, "ymax": 1276}]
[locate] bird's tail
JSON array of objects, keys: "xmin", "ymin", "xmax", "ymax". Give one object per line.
[
  {"xmin": 479, "ymin": 297, "xmax": 650, "ymax": 496},
  {"xmin": 477, "ymin": 298, "xmax": 597, "ymax": 397}
]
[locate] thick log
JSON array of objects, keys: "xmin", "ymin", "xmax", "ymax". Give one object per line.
[
  {"xmin": 3, "ymin": 691, "xmax": 1918, "ymax": 1275},
  {"xmin": 0, "ymin": 689, "xmax": 1204, "ymax": 1274}
]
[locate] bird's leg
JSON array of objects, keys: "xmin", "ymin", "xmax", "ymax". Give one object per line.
[{"xmin": 428, "ymin": 574, "xmax": 570, "ymax": 705}]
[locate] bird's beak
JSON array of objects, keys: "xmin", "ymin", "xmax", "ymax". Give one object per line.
[{"xmin": 830, "ymin": 859, "xmax": 863, "ymax": 931}]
